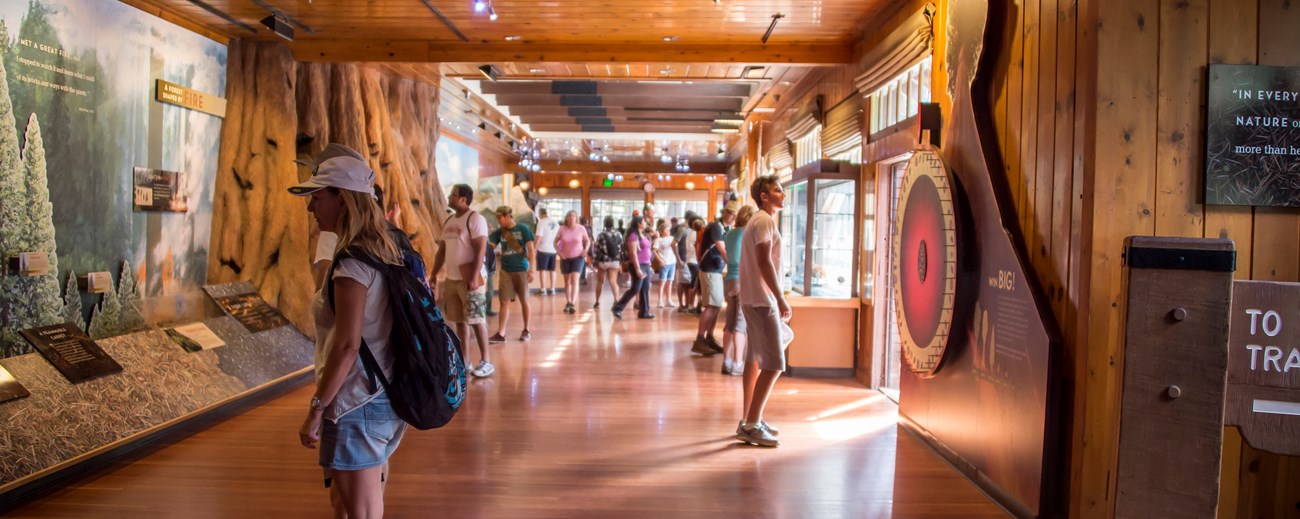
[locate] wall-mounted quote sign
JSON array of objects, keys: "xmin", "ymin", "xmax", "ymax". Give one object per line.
[
  {"xmin": 1205, "ymin": 64, "xmax": 1300, "ymax": 206},
  {"xmin": 20, "ymin": 323, "xmax": 122, "ymax": 384},
  {"xmin": 133, "ymin": 167, "xmax": 188, "ymax": 213},
  {"xmin": 154, "ymin": 79, "xmax": 226, "ymax": 118},
  {"xmin": 1225, "ymin": 280, "xmax": 1300, "ymax": 456}
]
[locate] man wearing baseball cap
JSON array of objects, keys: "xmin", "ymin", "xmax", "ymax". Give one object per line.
[{"xmin": 487, "ymin": 205, "xmax": 536, "ymax": 342}]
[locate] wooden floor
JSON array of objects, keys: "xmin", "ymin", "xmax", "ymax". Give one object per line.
[{"xmin": 8, "ymin": 285, "xmax": 1008, "ymax": 518}]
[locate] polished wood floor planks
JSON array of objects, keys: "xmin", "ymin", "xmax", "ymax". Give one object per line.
[{"xmin": 8, "ymin": 288, "xmax": 1009, "ymax": 518}]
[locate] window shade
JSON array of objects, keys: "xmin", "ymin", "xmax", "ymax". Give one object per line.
[
  {"xmin": 765, "ymin": 140, "xmax": 793, "ymax": 171},
  {"xmin": 785, "ymin": 112, "xmax": 821, "ymax": 142},
  {"xmin": 855, "ymin": 5, "xmax": 935, "ymax": 95},
  {"xmin": 822, "ymin": 96, "xmax": 863, "ymax": 158},
  {"xmin": 589, "ymin": 188, "xmax": 645, "ymax": 201}
]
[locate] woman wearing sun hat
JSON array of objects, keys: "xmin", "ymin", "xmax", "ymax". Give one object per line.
[{"xmin": 290, "ymin": 144, "xmax": 407, "ymax": 517}]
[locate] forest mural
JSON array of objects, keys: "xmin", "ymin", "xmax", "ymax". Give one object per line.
[{"xmin": 0, "ymin": 0, "xmax": 227, "ymax": 357}]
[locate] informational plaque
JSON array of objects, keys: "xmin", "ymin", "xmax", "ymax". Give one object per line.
[
  {"xmin": 166, "ymin": 322, "xmax": 226, "ymax": 352},
  {"xmin": 154, "ymin": 79, "xmax": 227, "ymax": 118},
  {"xmin": 20, "ymin": 323, "xmax": 123, "ymax": 384},
  {"xmin": 1225, "ymin": 280, "xmax": 1300, "ymax": 456},
  {"xmin": 132, "ymin": 167, "xmax": 188, "ymax": 212},
  {"xmin": 0, "ymin": 364, "xmax": 30, "ymax": 404},
  {"xmin": 203, "ymin": 283, "xmax": 291, "ymax": 333},
  {"xmin": 1205, "ymin": 64, "xmax": 1300, "ymax": 206}
]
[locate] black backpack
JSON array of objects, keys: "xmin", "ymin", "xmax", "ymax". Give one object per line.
[
  {"xmin": 327, "ymin": 241, "xmax": 468, "ymax": 430},
  {"xmin": 594, "ymin": 230, "xmax": 623, "ymax": 263}
]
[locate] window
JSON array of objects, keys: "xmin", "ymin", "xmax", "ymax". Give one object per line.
[
  {"xmin": 868, "ymin": 56, "xmax": 932, "ymax": 135},
  {"xmin": 794, "ymin": 126, "xmax": 822, "ymax": 168},
  {"xmin": 831, "ymin": 147, "xmax": 862, "ymax": 165}
]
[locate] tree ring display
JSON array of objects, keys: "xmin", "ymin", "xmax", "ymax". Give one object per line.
[{"xmin": 892, "ymin": 150, "xmax": 958, "ymax": 377}]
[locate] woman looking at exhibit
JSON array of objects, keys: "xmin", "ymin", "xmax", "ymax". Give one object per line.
[
  {"xmin": 555, "ymin": 210, "xmax": 591, "ymax": 314},
  {"xmin": 290, "ymin": 149, "xmax": 406, "ymax": 518}
]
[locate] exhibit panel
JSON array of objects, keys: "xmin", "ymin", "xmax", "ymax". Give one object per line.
[{"xmin": 0, "ymin": 0, "xmax": 228, "ymax": 359}]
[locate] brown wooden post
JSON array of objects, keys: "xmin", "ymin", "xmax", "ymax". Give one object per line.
[{"xmin": 1114, "ymin": 236, "xmax": 1235, "ymax": 518}]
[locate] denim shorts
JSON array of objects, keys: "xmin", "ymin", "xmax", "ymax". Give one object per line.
[
  {"xmin": 319, "ymin": 393, "xmax": 407, "ymax": 472},
  {"xmin": 658, "ymin": 262, "xmax": 676, "ymax": 281}
]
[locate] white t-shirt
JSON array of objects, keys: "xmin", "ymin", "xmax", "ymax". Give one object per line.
[
  {"xmin": 683, "ymin": 228, "xmax": 699, "ymax": 265},
  {"xmin": 535, "ymin": 216, "xmax": 560, "ymax": 254},
  {"xmin": 312, "ymin": 258, "xmax": 395, "ymax": 422},
  {"xmin": 739, "ymin": 209, "xmax": 782, "ymax": 307},
  {"xmin": 441, "ymin": 210, "xmax": 488, "ymax": 280},
  {"xmin": 654, "ymin": 236, "xmax": 678, "ymax": 266}
]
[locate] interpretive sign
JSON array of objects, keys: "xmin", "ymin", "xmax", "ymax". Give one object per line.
[
  {"xmin": 20, "ymin": 323, "xmax": 122, "ymax": 383},
  {"xmin": 154, "ymin": 79, "xmax": 227, "ymax": 118},
  {"xmin": 166, "ymin": 322, "xmax": 225, "ymax": 352},
  {"xmin": 132, "ymin": 167, "xmax": 188, "ymax": 213},
  {"xmin": 1205, "ymin": 64, "xmax": 1300, "ymax": 206},
  {"xmin": 1225, "ymin": 280, "xmax": 1300, "ymax": 456},
  {"xmin": 0, "ymin": 364, "xmax": 30, "ymax": 404},
  {"xmin": 204, "ymin": 283, "xmax": 290, "ymax": 333}
]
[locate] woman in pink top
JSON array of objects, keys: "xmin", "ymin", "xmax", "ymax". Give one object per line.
[{"xmin": 554, "ymin": 210, "xmax": 592, "ymax": 314}]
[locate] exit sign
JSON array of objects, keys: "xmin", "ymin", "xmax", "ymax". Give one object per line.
[{"xmin": 602, "ymin": 178, "xmax": 613, "ymax": 187}]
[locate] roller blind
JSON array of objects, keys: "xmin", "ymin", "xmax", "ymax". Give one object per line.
[
  {"xmin": 855, "ymin": 4, "xmax": 935, "ymax": 95},
  {"xmin": 785, "ymin": 112, "xmax": 821, "ymax": 142},
  {"xmin": 822, "ymin": 96, "xmax": 864, "ymax": 158},
  {"xmin": 765, "ymin": 141, "xmax": 793, "ymax": 171},
  {"xmin": 655, "ymin": 189, "xmax": 709, "ymax": 202},
  {"xmin": 540, "ymin": 188, "xmax": 580, "ymax": 199}
]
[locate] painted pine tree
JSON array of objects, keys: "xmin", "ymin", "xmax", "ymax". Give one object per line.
[
  {"xmin": 0, "ymin": 48, "xmax": 32, "ymax": 355},
  {"xmin": 62, "ymin": 269, "xmax": 85, "ymax": 332},
  {"xmin": 87, "ymin": 279, "xmax": 121, "ymax": 340},
  {"xmin": 22, "ymin": 113, "xmax": 61, "ymax": 326},
  {"xmin": 117, "ymin": 260, "xmax": 144, "ymax": 332}
]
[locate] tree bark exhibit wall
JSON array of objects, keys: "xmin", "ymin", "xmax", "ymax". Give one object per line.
[{"xmin": 212, "ymin": 41, "xmax": 446, "ymax": 335}]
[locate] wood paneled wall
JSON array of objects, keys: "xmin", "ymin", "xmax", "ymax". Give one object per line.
[
  {"xmin": 863, "ymin": 0, "xmax": 1298, "ymax": 515},
  {"xmin": 758, "ymin": 66, "xmax": 859, "ymax": 154},
  {"xmin": 1082, "ymin": 0, "xmax": 1300, "ymax": 516},
  {"xmin": 210, "ymin": 41, "xmax": 449, "ymax": 335}
]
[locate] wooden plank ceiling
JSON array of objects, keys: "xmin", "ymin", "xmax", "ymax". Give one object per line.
[{"xmin": 135, "ymin": 0, "xmax": 893, "ymax": 166}]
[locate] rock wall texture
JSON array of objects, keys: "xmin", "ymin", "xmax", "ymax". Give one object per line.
[{"xmin": 210, "ymin": 41, "xmax": 446, "ymax": 334}]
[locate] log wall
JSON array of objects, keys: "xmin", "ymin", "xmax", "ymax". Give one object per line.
[{"xmin": 209, "ymin": 41, "xmax": 449, "ymax": 336}]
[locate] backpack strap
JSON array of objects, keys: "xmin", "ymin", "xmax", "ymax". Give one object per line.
[{"xmin": 326, "ymin": 248, "xmax": 391, "ymax": 394}]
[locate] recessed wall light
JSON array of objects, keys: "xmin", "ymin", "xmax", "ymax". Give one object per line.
[{"xmin": 504, "ymin": 35, "xmax": 522, "ymax": 41}]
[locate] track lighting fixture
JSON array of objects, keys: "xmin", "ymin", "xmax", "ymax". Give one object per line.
[
  {"xmin": 762, "ymin": 13, "xmax": 785, "ymax": 44},
  {"xmin": 489, "ymin": 6, "xmax": 498, "ymax": 20},
  {"xmin": 260, "ymin": 14, "xmax": 293, "ymax": 41},
  {"xmin": 473, "ymin": 0, "xmax": 488, "ymax": 13}
]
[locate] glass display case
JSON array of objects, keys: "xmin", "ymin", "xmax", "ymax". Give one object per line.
[
  {"xmin": 780, "ymin": 167, "xmax": 858, "ymax": 299},
  {"xmin": 811, "ymin": 179, "xmax": 855, "ymax": 297}
]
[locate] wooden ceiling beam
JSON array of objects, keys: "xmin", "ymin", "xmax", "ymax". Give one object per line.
[
  {"xmin": 536, "ymin": 160, "xmax": 727, "ymax": 174},
  {"xmin": 480, "ymin": 81, "xmax": 759, "ymax": 98},
  {"xmin": 288, "ymin": 42, "xmax": 853, "ymax": 65}
]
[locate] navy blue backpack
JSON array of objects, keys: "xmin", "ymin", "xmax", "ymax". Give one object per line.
[{"xmin": 328, "ymin": 231, "xmax": 467, "ymax": 430}]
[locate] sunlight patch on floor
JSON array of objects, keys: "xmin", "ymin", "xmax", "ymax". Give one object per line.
[
  {"xmin": 804, "ymin": 395, "xmax": 885, "ymax": 422},
  {"xmin": 809, "ymin": 414, "xmax": 896, "ymax": 441}
]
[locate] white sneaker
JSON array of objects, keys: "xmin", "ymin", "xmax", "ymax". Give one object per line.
[{"xmin": 471, "ymin": 360, "xmax": 495, "ymax": 378}]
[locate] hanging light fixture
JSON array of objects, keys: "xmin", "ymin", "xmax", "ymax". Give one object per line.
[
  {"xmin": 568, "ymin": 179, "xmax": 581, "ymax": 188},
  {"xmin": 685, "ymin": 181, "xmax": 696, "ymax": 190},
  {"xmin": 538, "ymin": 186, "xmax": 548, "ymax": 196},
  {"xmin": 519, "ymin": 180, "xmax": 531, "ymax": 191},
  {"xmin": 473, "ymin": 0, "xmax": 488, "ymax": 12}
]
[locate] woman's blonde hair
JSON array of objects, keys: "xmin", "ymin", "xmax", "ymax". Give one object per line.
[
  {"xmin": 333, "ymin": 188, "xmax": 402, "ymax": 265},
  {"xmin": 735, "ymin": 205, "xmax": 756, "ymax": 227}
]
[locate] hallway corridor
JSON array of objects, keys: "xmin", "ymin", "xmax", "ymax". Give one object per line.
[{"xmin": 9, "ymin": 289, "xmax": 1008, "ymax": 518}]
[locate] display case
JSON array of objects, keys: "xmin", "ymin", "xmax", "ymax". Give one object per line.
[{"xmin": 780, "ymin": 161, "xmax": 860, "ymax": 298}]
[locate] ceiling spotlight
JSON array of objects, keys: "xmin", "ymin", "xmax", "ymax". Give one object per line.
[
  {"xmin": 519, "ymin": 180, "xmax": 530, "ymax": 191},
  {"xmin": 504, "ymin": 35, "xmax": 523, "ymax": 41},
  {"xmin": 568, "ymin": 179, "xmax": 580, "ymax": 188},
  {"xmin": 616, "ymin": 175, "xmax": 624, "ymax": 181},
  {"xmin": 662, "ymin": 36, "xmax": 679, "ymax": 42},
  {"xmin": 717, "ymin": 144, "xmax": 726, "ymax": 155},
  {"xmin": 660, "ymin": 154, "xmax": 672, "ymax": 164},
  {"xmin": 489, "ymin": 7, "xmax": 498, "ymax": 20},
  {"xmin": 538, "ymin": 186, "xmax": 548, "ymax": 196},
  {"xmin": 685, "ymin": 181, "xmax": 696, "ymax": 190},
  {"xmin": 260, "ymin": 14, "xmax": 294, "ymax": 41},
  {"xmin": 607, "ymin": 173, "xmax": 615, "ymax": 179},
  {"xmin": 529, "ymin": 68, "xmax": 546, "ymax": 73},
  {"xmin": 531, "ymin": 163, "xmax": 541, "ymax": 172},
  {"xmin": 473, "ymin": 0, "xmax": 488, "ymax": 13}
]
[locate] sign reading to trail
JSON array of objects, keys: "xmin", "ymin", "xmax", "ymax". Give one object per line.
[
  {"xmin": 1225, "ymin": 280, "xmax": 1300, "ymax": 456},
  {"xmin": 20, "ymin": 323, "xmax": 122, "ymax": 383}
]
